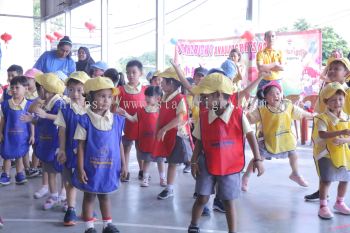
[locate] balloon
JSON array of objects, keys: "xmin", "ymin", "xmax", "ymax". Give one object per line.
[
  {"xmin": 53, "ymin": 31, "xmax": 63, "ymax": 40},
  {"xmin": 46, "ymin": 34, "xmax": 55, "ymax": 43},
  {"xmin": 1, "ymin": 33, "xmax": 12, "ymax": 44},
  {"xmin": 170, "ymin": 38, "xmax": 178, "ymax": 45},
  {"xmin": 84, "ymin": 22, "xmax": 96, "ymax": 32},
  {"xmin": 241, "ymin": 30, "xmax": 254, "ymax": 41}
]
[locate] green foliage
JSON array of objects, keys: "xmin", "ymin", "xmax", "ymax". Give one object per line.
[{"xmin": 293, "ymin": 18, "xmax": 311, "ymax": 31}]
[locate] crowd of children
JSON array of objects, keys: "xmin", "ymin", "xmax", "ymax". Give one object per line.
[{"xmin": 0, "ymin": 50, "xmax": 350, "ymax": 233}]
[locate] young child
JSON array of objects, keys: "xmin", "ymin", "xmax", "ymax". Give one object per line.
[
  {"xmin": 243, "ymin": 81, "xmax": 312, "ymax": 191},
  {"xmin": 152, "ymin": 67, "xmax": 193, "ymax": 200},
  {"xmin": 91, "ymin": 61, "xmax": 108, "ymax": 78},
  {"xmin": 0, "ymin": 76, "xmax": 34, "ymax": 185},
  {"xmin": 55, "ymin": 71, "xmax": 89, "ymax": 226},
  {"xmin": 312, "ymin": 82, "xmax": 350, "ymax": 219},
  {"xmin": 21, "ymin": 73, "xmax": 65, "ymax": 209},
  {"xmin": 104, "ymin": 68, "xmax": 125, "ymax": 87},
  {"xmin": 72, "ymin": 77, "xmax": 127, "ymax": 233},
  {"xmin": 1, "ymin": 64, "xmax": 24, "ymax": 102},
  {"xmin": 188, "ymin": 73, "xmax": 264, "ymax": 233},
  {"xmin": 118, "ymin": 86, "xmax": 166, "ymax": 187},
  {"xmin": 147, "ymin": 70, "xmax": 162, "ymax": 87},
  {"xmin": 116, "ymin": 60, "xmax": 147, "ymax": 181}
]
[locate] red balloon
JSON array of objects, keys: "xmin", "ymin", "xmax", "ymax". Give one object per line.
[
  {"xmin": 53, "ymin": 31, "xmax": 63, "ymax": 40},
  {"xmin": 84, "ymin": 22, "xmax": 96, "ymax": 32},
  {"xmin": 241, "ymin": 30, "xmax": 254, "ymax": 41},
  {"xmin": 1, "ymin": 33, "xmax": 12, "ymax": 44},
  {"xmin": 46, "ymin": 34, "xmax": 55, "ymax": 43}
]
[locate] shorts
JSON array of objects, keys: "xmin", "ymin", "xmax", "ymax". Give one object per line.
[
  {"xmin": 166, "ymin": 136, "xmax": 192, "ymax": 164},
  {"xmin": 138, "ymin": 151, "xmax": 165, "ymax": 163},
  {"xmin": 195, "ymin": 154, "xmax": 241, "ymax": 200},
  {"xmin": 42, "ymin": 162, "xmax": 61, "ymax": 174},
  {"xmin": 318, "ymin": 157, "xmax": 350, "ymax": 182},
  {"xmin": 122, "ymin": 136, "xmax": 135, "ymax": 147}
]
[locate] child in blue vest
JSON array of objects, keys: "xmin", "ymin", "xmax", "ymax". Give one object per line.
[
  {"xmin": 55, "ymin": 71, "xmax": 89, "ymax": 226},
  {"xmin": 0, "ymin": 64, "xmax": 23, "ymax": 102},
  {"xmin": 21, "ymin": 73, "xmax": 66, "ymax": 210},
  {"xmin": 72, "ymin": 77, "xmax": 127, "ymax": 233},
  {"xmin": 0, "ymin": 76, "xmax": 34, "ymax": 185},
  {"xmin": 188, "ymin": 73, "xmax": 264, "ymax": 233}
]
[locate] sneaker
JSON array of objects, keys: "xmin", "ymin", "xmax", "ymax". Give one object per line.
[
  {"xmin": 0, "ymin": 216, "xmax": 3, "ymax": 229},
  {"xmin": 121, "ymin": 172, "xmax": 130, "ymax": 182},
  {"xmin": 27, "ymin": 168, "xmax": 40, "ymax": 178},
  {"xmin": 59, "ymin": 193, "xmax": 67, "ymax": 202},
  {"xmin": 213, "ymin": 198, "xmax": 226, "ymax": 213},
  {"xmin": 304, "ymin": 190, "xmax": 320, "ymax": 201},
  {"xmin": 318, "ymin": 206, "xmax": 334, "ymax": 219},
  {"xmin": 201, "ymin": 206, "xmax": 210, "ymax": 216},
  {"xmin": 138, "ymin": 170, "xmax": 143, "ymax": 180},
  {"xmin": 43, "ymin": 196, "xmax": 59, "ymax": 210},
  {"xmin": 160, "ymin": 177, "xmax": 167, "ymax": 187},
  {"xmin": 15, "ymin": 172, "xmax": 27, "ymax": 185},
  {"xmin": 241, "ymin": 174, "xmax": 249, "ymax": 192},
  {"xmin": 84, "ymin": 228, "xmax": 97, "ymax": 233},
  {"xmin": 334, "ymin": 202, "xmax": 350, "ymax": 215},
  {"xmin": 140, "ymin": 177, "xmax": 149, "ymax": 187},
  {"xmin": 157, "ymin": 189, "xmax": 174, "ymax": 200},
  {"xmin": 188, "ymin": 226, "xmax": 200, "ymax": 233},
  {"xmin": 102, "ymin": 223, "xmax": 120, "ymax": 233},
  {"xmin": 183, "ymin": 164, "xmax": 191, "ymax": 173},
  {"xmin": 289, "ymin": 174, "xmax": 309, "ymax": 187},
  {"xmin": 34, "ymin": 186, "xmax": 49, "ymax": 199},
  {"xmin": 63, "ymin": 207, "xmax": 77, "ymax": 226},
  {"xmin": 0, "ymin": 173, "xmax": 10, "ymax": 186},
  {"xmin": 79, "ymin": 211, "xmax": 98, "ymax": 222}
]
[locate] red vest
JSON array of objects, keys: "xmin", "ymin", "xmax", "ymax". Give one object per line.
[
  {"xmin": 137, "ymin": 108, "xmax": 158, "ymax": 153},
  {"xmin": 200, "ymin": 105, "xmax": 245, "ymax": 175},
  {"xmin": 118, "ymin": 85, "xmax": 147, "ymax": 140},
  {"xmin": 153, "ymin": 93, "xmax": 192, "ymax": 157}
]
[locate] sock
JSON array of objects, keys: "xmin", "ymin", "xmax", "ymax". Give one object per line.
[
  {"xmin": 85, "ymin": 218, "xmax": 94, "ymax": 230},
  {"xmin": 320, "ymin": 199, "xmax": 327, "ymax": 207},
  {"xmin": 143, "ymin": 173, "xmax": 149, "ymax": 179},
  {"xmin": 159, "ymin": 172, "xmax": 165, "ymax": 179},
  {"xmin": 103, "ymin": 217, "xmax": 112, "ymax": 228},
  {"xmin": 189, "ymin": 222, "xmax": 199, "ymax": 228},
  {"xmin": 42, "ymin": 185, "xmax": 48, "ymax": 189},
  {"xmin": 167, "ymin": 184, "xmax": 174, "ymax": 191},
  {"xmin": 51, "ymin": 192, "xmax": 59, "ymax": 200},
  {"xmin": 336, "ymin": 196, "xmax": 344, "ymax": 204}
]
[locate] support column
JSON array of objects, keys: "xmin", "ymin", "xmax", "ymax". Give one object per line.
[{"xmin": 156, "ymin": 0, "xmax": 165, "ymax": 71}]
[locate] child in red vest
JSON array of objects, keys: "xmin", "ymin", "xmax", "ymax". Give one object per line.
[
  {"xmin": 116, "ymin": 60, "xmax": 147, "ymax": 182},
  {"xmin": 188, "ymin": 73, "xmax": 264, "ymax": 233},
  {"xmin": 153, "ymin": 67, "xmax": 193, "ymax": 200}
]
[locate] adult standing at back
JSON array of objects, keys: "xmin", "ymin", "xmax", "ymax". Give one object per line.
[
  {"xmin": 34, "ymin": 36, "xmax": 76, "ymax": 76},
  {"xmin": 256, "ymin": 30, "xmax": 284, "ymax": 91},
  {"xmin": 76, "ymin": 46, "xmax": 95, "ymax": 75}
]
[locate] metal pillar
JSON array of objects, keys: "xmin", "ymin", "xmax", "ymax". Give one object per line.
[
  {"xmin": 101, "ymin": 0, "xmax": 108, "ymax": 62},
  {"xmin": 156, "ymin": 0, "xmax": 165, "ymax": 71}
]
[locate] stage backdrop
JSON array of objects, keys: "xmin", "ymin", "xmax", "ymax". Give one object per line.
[{"xmin": 174, "ymin": 29, "xmax": 322, "ymax": 97}]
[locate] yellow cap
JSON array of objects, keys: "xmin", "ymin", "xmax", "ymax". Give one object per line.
[
  {"xmin": 84, "ymin": 76, "xmax": 119, "ymax": 96},
  {"xmin": 327, "ymin": 57, "xmax": 350, "ymax": 71},
  {"xmin": 157, "ymin": 67, "xmax": 180, "ymax": 81},
  {"xmin": 191, "ymin": 73, "xmax": 236, "ymax": 95},
  {"xmin": 35, "ymin": 73, "xmax": 65, "ymax": 94},
  {"xmin": 66, "ymin": 71, "xmax": 90, "ymax": 85},
  {"xmin": 320, "ymin": 82, "xmax": 347, "ymax": 101}
]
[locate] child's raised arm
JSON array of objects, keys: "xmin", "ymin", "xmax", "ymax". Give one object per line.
[{"xmin": 170, "ymin": 60, "xmax": 194, "ymax": 95}]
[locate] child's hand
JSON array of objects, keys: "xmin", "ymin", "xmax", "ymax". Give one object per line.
[
  {"xmin": 156, "ymin": 128, "xmax": 167, "ymax": 141},
  {"xmin": 115, "ymin": 107, "xmax": 126, "ymax": 116},
  {"xmin": 191, "ymin": 163, "xmax": 200, "ymax": 179},
  {"xmin": 34, "ymin": 108, "xmax": 47, "ymax": 119},
  {"xmin": 20, "ymin": 113, "xmax": 34, "ymax": 123},
  {"xmin": 333, "ymin": 138, "xmax": 347, "ymax": 146},
  {"xmin": 0, "ymin": 133, "xmax": 3, "ymax": 143},
  {"xmin": 78, "ymin": 169, "xmax": 88, "ymax": 184},
  {"xmin": 57, "ymin": 150, "xmax": 67, "ymax": 164},
  {"xmin": 28, "ymin": 136, "xmax": 35, "ymax": 145},
  {"xmin": 341, "ymin": 129, "xmax": 350, "ymax": 136},
  {"xmin": 253, "ymin": 160, "xmax": 264, "ymax": 177},
  {"xmin": 120, "ymin": 164, "xmax": 128, "ymax": 180}
]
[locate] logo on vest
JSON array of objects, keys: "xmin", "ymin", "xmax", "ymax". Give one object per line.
[{"xmin": 210, "ymin": 140, "xmax": 234, "ymax": 148}]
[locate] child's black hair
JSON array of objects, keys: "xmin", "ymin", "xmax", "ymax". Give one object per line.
[
  {"xmin": 164, "ymin": 78, "xmax": 182, "ymax": 89},
  {"xmin": 126, "ymin": 59, "xmax": 143, "ymax": 71},
  {"xmin": 10, "ymin": 76, "xmax": 29, "ymax": 87},
  {"xmin": 104, "ymin": 68, "xmax": 125, "ymax": 86},
  {"xmin": 35, "ymin": 82, "xmax": 42, "ymax": 92},
  {"xmin": 66, "ymin": 78, "xmax": 84, "ymax": 87},
  {"xmin": 144, "ymin": 86, "xmax": 162, "ymax": 97},
  {"xmin": 256, "ymin": 89, "xmax": 265, "ymax": 100},
  {"xmin": 7, "ymin": 64, "xmax": 23, "ymax": 75}
]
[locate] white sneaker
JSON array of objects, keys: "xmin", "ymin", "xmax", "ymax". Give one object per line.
[
  {"xmin": 140, "ymin": 177, "xmax": 149, "ymax": 187},
  {"xmin": 160, "ymin": 177, "xmax": 167, "ymax": 187},
  {"xmin": 59, "ymin": 193, "xmax": 67, "ymax": 202},
  {"xmin": 34, "ymin": 186, "xmax": 49, "ymax": 199}
]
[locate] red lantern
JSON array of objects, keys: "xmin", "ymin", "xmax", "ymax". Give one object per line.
[
  {"xmin": 53, "ymin": 31, "xmax": 63, "ymax": 40},
  {"xmin": 46, "ymin": 34, "xmax": 56, "ymax": 43},
  {"xmin": 84, "ymin": 22, "xmax": 96, "ymax": 33},
  {"xmin": 1, "ymin": 33, "xmax": 12, "ymax": 44},
  {"xmin": 241, "ymin": 30, "xmax": 254, "ymax": 41}
]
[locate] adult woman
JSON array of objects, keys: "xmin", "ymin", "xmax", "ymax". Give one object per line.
[
  {"xmin": 34, "ymin": 36, "xmax": 76, "ymax": 75},
  {"xmin": 76, "ymin": 47, "xmax": 95, "ymax": 75}
]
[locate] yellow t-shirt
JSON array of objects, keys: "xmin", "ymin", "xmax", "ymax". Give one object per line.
[{"xmin": 256, "ymin": 48, "xmax": 283, "ymax": 81}]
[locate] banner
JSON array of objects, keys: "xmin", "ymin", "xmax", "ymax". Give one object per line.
[{"xmin": 174, "ymin": 29, "xmax": 322, "ymax": 97}]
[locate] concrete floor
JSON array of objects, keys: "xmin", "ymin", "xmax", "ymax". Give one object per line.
[{"xmin": 1, "ymin": 143, "xmax": 350, "ymax": 233}]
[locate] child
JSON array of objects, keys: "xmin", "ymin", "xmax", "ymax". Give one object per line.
[
  {"xmin": 116, "ymin": 60, "xmax": 147, "ymax": 181},
  {"xmin": 146, "ymin": 70, "xmax": 162, "ymax": 86},
  {"xmin": 55, "ymin": 71, "xmax": 89, "ymax": 226},
  {"xmin": 188, "ymin": 73, "xmax": 264, "ymax": 233},
  {"xmin": 0, "ymin": 76, "xmax": 34, "ymax": 185},
  {"xmin": 104, "ymin": 68, "xmax": 125, "ymax": 87},
  {"xmin": 243, "ymin": 81, "xmax": 312, "ymax": 191},
  {"xmin": 21, "ymin": 73, "xmax": 65, "ymax": 209},
  {"xmin": 72, "ymin": 77, "xmax": 127, "ymax": 233},
  {"xmin": 118, "ymin": 86, "xmax": 166, "ymax": 187},
  {"xmin": 305, "ymin": 57, "xmax": 350, "ymax": 201},
  {"xmin": 152, "ymin": 67, "xmax": 193, "ymax": 200},
  {"xmin": 91, "ymin": 61, "xmax": 108, "ymax": 78},
  {"xmin": 312, "ymin": 82, "xmax": 350, "ymax": 219},
  {"xmin": 1, "ymin": 64, "xmax": 23, "ymax": 102}
]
